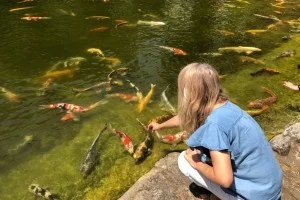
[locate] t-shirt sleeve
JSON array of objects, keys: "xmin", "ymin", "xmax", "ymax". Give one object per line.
[{"xmin": 186, "ymin": 122, "xmax": 231, "ymax": 152}]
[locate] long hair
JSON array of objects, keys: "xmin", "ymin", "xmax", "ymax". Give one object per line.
[{"xmin": 178, "ymin": 63, "xmax": 227, "ymax": 133}]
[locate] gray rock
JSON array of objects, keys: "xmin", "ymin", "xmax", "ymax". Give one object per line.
[{"xmin": 270, "ymin": 122, "xmax": 300, "ymax": 155}]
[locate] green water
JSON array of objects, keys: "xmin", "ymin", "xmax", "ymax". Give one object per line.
[{"xmin": 0, "ymin": 0, "xmax": 300, "ymax": 199}]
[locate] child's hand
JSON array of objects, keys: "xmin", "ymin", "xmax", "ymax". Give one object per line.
[{"xmin": 148, "ymin": 122, "xmax": 161, "ymax": 131}]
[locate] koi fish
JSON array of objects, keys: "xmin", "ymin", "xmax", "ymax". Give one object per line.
[
  {"xmin": 107, "ymin": 67, "xmax": 129, "ymax": 82},
  {"xmin": 245, "ymin": 109, "xmax": 266, "ymax": 116},
  {"xmin": 85, "ymin": 16, "xmax": 110, "ymax": 20},
  {"xmin": 218, "ymin": 46, "xmax": 261, "ymax": 55},
  {"xmin": 73, "ymin": 81, "xmax": 110, "ymax": 93},
  {"xmin": 57, "ymin": 9, "xmax": 75, "ymax": 16},
  {"xmin": 9, "ymin": 6, "xmax": 34, "ymax": 12},
  {"xmin": 89, "ymin": 26, "xmax": 109, "ymax": 32},
  {"xmin": 28, "ymin": 184, "xmax": 56, "ymax": 200},
  {"xmin": 137, "ymin": 20, "xmax": 166, "ymax": 26},
  {"xmin": 276, "ymin": 50, "xmax": 296, "ymax": 59},
  {"xmin": 21, "ymin": 16, "xmax": 51, "ymax": 21},
  {"xmin": 36, "ymin": 78, "xmax": 54, "ymax": 96},
  {"xmin": 87, "ymin": 48, "xmax": 104, "ymax": 57},
  {"xmin": 239, "ymin": 56, "xmax": 265, "ymax": 65},
  {"xmin": 63, "ymin": 57, "xmax": 87, "ymax": 68},
  {"xmin": 0, "ymin": 87, "xmax": 21, "ymax": 102},
  {"xmin": 134, "ymin": 119, "xmax": 153, "ymax": 163},
  {"xmin": 155, "ymin": 131, "xmax": 189, "ymax": 145},
  {"xmin": 115, "ymin": 20, "xmax": 129, "ymax": 29},
  {"xmin": 159, "ymin": 46, "xmax": 187, "ymax": 56},
  {"xmin": 147, "ymin": 113, "xmax": 175, "ymax": 125},
  {"xmin": 254, "ymin": 14, "xmax": 281, "ymax": 22},
  {"xmin": 250, "ymin": 68, "xmax": 281, "ymax": 76},
  {"xmin": 42, "ymin": 68, "xmax": 75, "ymax": 79},
  {"xmin": 108, "ymin": 124, "xmax": 135, "ymax": 155},
  {"xmin": 80, "ymin": 124, "xmax": 107, "ymax": 178},
  {"xmin": 18, "ymin": 0, "xmax": 34, "ymax": 3},
  {"xmin": 160, "ymin": 85, "xmax": 177, "ymax": 114},
  {"xmin": 216, "ymin": 30, "xmax": 235, "ymax": 36},
  {"xmin": 199, "ymin": 52, "xmax": 223, "ymax": 57},
  {"xmin": 248, "ymin": 87, "xmax": 277, "ymax": 110},
  {"xmin": 125, "ymin": 79, "xmax": 143, "ymax": 102},
  {"xmin": 245, "ymin": 30, "xmax": 268, "ymax": 35},
  {"xmin": 106, "ymin": 93, "xmax": 138, "ymax": 102},
  {"xmin": 40, "ymin": 100, "xmax": 107, "ymax": 121},
  {"xmin": 137, "ymin": 84, "xmax": 156, "ymax": 113}
]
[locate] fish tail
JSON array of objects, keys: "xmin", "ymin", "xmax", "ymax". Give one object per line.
[
  {"xmin": 0, "ymin": 87, "xmax": 6, "ymax": 93},
  {"xmin": 39, "ymin": 105, "xmax": 49, "ymax": 109},
  {"xmin": 86, "ymin": 99, "xmax": 108, "ymax": 111},
  {"xmin": 262, "ymin": 87, "xmax": 276, "ymax": 97}
]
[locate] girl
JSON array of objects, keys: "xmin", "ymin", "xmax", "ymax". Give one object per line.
[{"xmin": 148, "ymin": 63, "xmax": 282, "ymax": 200}]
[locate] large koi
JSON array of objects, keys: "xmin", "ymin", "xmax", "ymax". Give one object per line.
[
  {"xmin": 108, "ymin": 125, "xmax": 135, "ymax": 155},
  {"xmin": 134, "ymin": 119, "xmax": 153, "ymax": 163},
  {"xmin": 40, "ymin": 100, "xmax": 107, "ymax": 121}
]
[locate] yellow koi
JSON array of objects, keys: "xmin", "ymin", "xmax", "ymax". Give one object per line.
[
  {"xmin": 0, "ymin": 87, "xmax": 21, "ymax": 102},
  {"xmin": 42, "ymin": 69, "xmax": 75, "ymax": 79},
  {"xmin": 245, "ymin": 30, "xmax": 268, "ymax": 35},
  {"xmin": 137, "ymin": 84, "xmax": 156, "ymax": 113}
]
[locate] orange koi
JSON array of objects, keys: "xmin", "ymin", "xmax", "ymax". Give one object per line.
[
  {"xmin": 248, "ymin": 87, "xmax": 277, "ymax": 110},
  {"xmin": 159, "ymin": 46, "xmax": 187, "ymax": 56},
  {"xmin": 89, "ymin": 26, "xmax": 109, "ymax": 32}
]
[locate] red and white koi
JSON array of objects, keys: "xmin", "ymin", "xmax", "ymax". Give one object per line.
[
  {"xmin": 155, "ymin": 131, "xmax": 189, "ymax": 145},
  {"xmin": 40, "ymin": 100, "xmax": 107, "ymax": 121},
  {"xmin": 109, "ymin": 126, "xmax": 135, "ymax": 155},
  {"xmin": 159, "ymin": 46, "xmax": 188, "ymax": 56},
  {"xmin": 20, "ymin": 16, "xmax": 51, "ymax": 21}
]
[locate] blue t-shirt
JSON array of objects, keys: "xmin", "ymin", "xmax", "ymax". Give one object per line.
[{"xmin": 186, "ymin": 101, "xmax": 282, "ymax": 200}]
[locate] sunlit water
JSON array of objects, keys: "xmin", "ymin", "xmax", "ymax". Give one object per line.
[{"xmin": 0, "ymin": 0, "xmax": 299, "ymax": 199}]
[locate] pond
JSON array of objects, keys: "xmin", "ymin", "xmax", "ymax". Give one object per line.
[{"xmin": 0, "ymin": 0, "xmax": 299, "ymax": 199}]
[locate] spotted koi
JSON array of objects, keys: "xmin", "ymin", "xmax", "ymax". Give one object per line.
[{"xmin": 159, "ymin": 46, "xmax": 187, "ymax": 56}]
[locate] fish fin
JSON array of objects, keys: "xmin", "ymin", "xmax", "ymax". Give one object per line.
[
  {"xmin": 61, "ymin": 113, "xmax": 73, "ymax": 121},
  {"xmin": 246, "ymin": 51, "xmax": 253, "ymax": 55}
]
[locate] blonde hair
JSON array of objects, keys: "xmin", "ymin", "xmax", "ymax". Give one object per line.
[{"xmin": 178, "ymin": 63, "xmax": 227, "ymax": 133}]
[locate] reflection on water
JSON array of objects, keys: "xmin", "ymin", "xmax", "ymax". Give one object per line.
[{"xmin": 0, "ymin": 0, "xmax": 299, "ymax": 199}]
